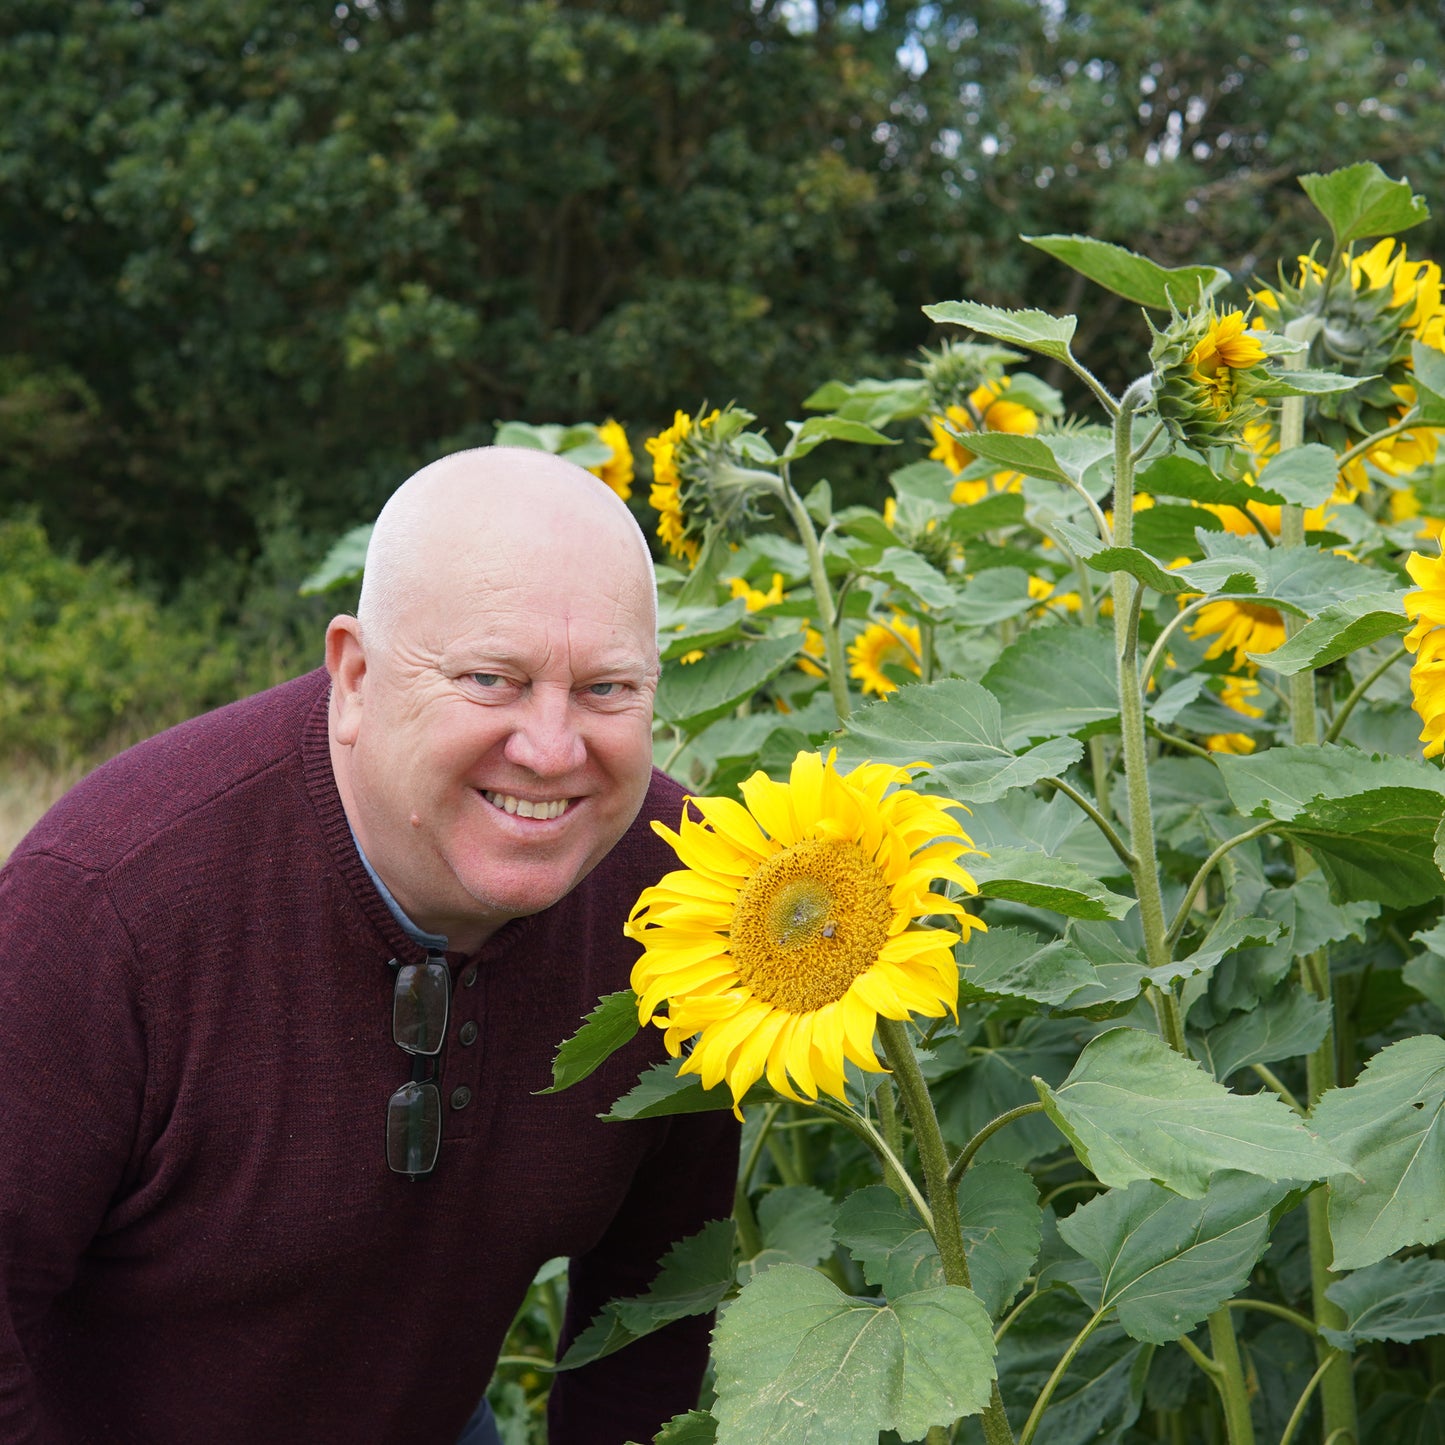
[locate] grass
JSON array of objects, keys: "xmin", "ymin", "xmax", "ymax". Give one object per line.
[{"xmin": 0, "ymin": 759, "xmax": 94, "ymax": 864}]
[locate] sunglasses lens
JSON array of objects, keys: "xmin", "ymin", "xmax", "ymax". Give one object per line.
[
  {"xmin": 393, "ymin": 960, "xmax": 449, "ymax": 1055},
  {"xmin": 386, "ymin": 1080, "xmax": 442, "ymax": 1175}
]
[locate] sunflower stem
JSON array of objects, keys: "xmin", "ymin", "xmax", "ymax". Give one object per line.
[
  {"xmin": 779, "ymin": 470, "xmax": 852, "ymax": 723},
  {"xmin": 876, "ymin": 1081, "xmax": 910, "ymax": 1202},
  {"xmin": 1109, "ymin": 382, "xmax": 1186, "ymax": 1055},
  {"xmin": 877, "ymin": 1016, "xmax": 1016, "ymax": 1445},
  {"xmin": 1279, "ymin": 326, "xmax": 1358, "ymax": 1445}
]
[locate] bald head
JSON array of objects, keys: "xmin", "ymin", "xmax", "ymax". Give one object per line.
[
  {"xmin": 357, "ymin": 446, "xmax": 657, "ymax": 650},
  {"xmin": 326, "ymin": 444, "xmax": 663, "ymax": 952}
]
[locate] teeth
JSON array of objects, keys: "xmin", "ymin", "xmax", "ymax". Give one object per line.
[{"xmin": 484, "ymin": 792, "xmax": 569, "ymax": 821}]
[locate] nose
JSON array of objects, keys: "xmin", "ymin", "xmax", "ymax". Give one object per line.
[{"xmin": 501, "ymin": 686, "xmax": 587, "ymax": 776}]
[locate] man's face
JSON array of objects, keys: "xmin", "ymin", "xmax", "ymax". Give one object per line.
[{"xmin": 330, "ymin": 539, "xmax": 658, "ymax": 949}]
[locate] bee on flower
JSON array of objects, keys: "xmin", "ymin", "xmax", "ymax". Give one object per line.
[{"xmin": 626, "ymin": 750, "xmax": 985, "ymax": 1117}]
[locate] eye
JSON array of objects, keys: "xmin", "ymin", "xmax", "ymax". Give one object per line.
[
  {"xmin": 587, "ymin": 681, "xmax": 620, "ymax": 697},
  {"xmin": 472, "ymin": 673, "xmax": 504, "ymax": 688}
]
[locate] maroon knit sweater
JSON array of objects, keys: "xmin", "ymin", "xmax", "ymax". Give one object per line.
[{"xmin": 0, "ymin": 670, "xmax": 739, "ymax": 1444}]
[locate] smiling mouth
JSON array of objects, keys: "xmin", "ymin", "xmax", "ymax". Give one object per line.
[{"xmin": 482, "ymin": 791, "xmax": 571, "ymax": 821}]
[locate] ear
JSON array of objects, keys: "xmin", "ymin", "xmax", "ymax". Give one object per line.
[{"xmin": 326, "ymin": 616, "xmax": 367, "ymax": 746}]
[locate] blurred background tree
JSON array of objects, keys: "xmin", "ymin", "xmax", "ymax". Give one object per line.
[{"xmin": 3, "ymin": 0, "xmax": 1444, "ymax": 758}]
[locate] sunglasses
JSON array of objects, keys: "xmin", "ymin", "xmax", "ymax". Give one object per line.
[{"xmin": 386, "ymin": 952, "xmax": 451, "ymax": 1178}]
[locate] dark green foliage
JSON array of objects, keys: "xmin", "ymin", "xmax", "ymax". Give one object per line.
[{"xmin": 6, "ymin": 1, "xmax": 1445, "ymax": 577}]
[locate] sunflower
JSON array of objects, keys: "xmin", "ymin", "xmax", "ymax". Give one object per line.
[
  {"xmin": 1205, "ymin": 673, "xmax": 1265, "ymax": 755},
  {"xmin": 645, "ymin": 409, "xmax": 719, "ymax": 567},
  {"xmin": 1186, "ymin": 598, "xmax": 1287, "ymax": 671},
  {"xmin": 848, "ymin": 613, "xmax": 923, "ymax": 696},
  {"xmin": 1405, "ymin": 547, "xmax": 1445, "ymax": 646},
  {"xmin": 1390, "ymin": 487, "xmax": 1445, "ymax": 542},
  {"xmin": 589, "ymin": 419, "xmax": 634, "ymax": 501},
  {"xmin": 1409, "ymin": 628, "xmax": 1445, "ymax": 759},
  {"xmin": 1026, "ymin": 573, "xmax": 1082, "ymax": 615},
  {"xmin": 728, "ymin": 573, "xmax": 785, "ymax": 612},
  {"xmin": 1151, "ymin": 307, "xmax": 1273, "ymax": 449},
  {"xmin": 926, "ymin": 379, "xmax": 1038, "ymax": 504},
  {"xmin": 626, "ymin": 750, "xmax": 985, "ymax": 1115}
]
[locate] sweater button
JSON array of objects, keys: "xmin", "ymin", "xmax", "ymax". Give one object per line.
[
  {"xmin": 460, "ymin": 966, "xmax": 478, "ymax": 988},
  {"xmin": 450, "ymin": 1086, "xmax": 473, "ymax": 1110},
  {"xmin": 458, "ymin": 1021, "xmax": 479, "ymax": 1047}
]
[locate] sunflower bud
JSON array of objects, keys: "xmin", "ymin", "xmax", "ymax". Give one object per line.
[
  {"xmin": 917, "ymin": 339, "xmax": 1023, "ymax": 411},
  {"xmin": 1252, "ymin": 238, "xmax": 1445, "ymax": 447},
  {"xmin": 1150, "ymin": 306, "xmax": 1273, "ymax": 450},
  {"xmin": 644, "ymin": 405, "xmax": 781, "ymax": 568}
]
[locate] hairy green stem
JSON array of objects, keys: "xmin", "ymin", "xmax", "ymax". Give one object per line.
[
  {"xmin": 1164, "ymin": 821, "xmax": 1277, "ymax": 948},
  {"xmin": 948, "ymin": 1102, "xmax": 1047, "ymax": 1189},
  {"xmin": 877, "ymin": 1018, "xmax": 1016, "ymax": 1445},
  {"xmin": 1278, "ymin": 336, "xmax": 1359, "ymax": 1443},
  {"xmin": 1041, "ymin": 776, "xmax": 1136, "ymax": 869},
  {"xmin": 1018, "ymin": 1311, "xmax": 1105, "ymax": 1445},
  {"xmin": 780, "ymin": 474, "xmax": 852, "ymax": 722},
  {"xmin": 1279, "ymin": 1351, "xmax": 1343, "ymax": 1445},
  {"xmin": 876, "ymin": 1080, "xmax": 910, "ymax": 1202},
  {"xmin": 1208, "ymin": 1306, "xmax": 1257, "ymax": 1445},
  {"xmin": 1227, "ymin": 1297, "xmax": 1320, "ymax": 1337},
  {"xmin": 1323, "ymin": 643, "xmax": 1408, "ymax": 744},
  {"xmin": 1110, "ymin": 381, "xmax": 1186, "ymax": 1055}
]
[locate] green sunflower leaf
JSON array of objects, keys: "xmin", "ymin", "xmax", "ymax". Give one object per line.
[
  {"xmin": 839, "ymin": 678, "xmax": 1083, "ymax": 806},
  {"xmin": 981, "ymin": 625, "xmax": 1120, "ymax": 744},
  {"xmin": 710, "ymin": 1264, "xmax": 997, "ymax": 1444},
  {"xmin": 956, "ymin": 926, "xmax": 1101, "ymax": 1008},
  {"xmin": 1044, "ymin": 518, "xmax": 1191, "ymax": 595},
  {"xmin": 1322, "ymin": 1256, "xmax": 1445, "ymax": 1350},
  {"xmin": 1023, "ymin": 234, "xmax": 1229, "ymax": 309},
  {"xmin": 1254, "ymin": 444, "xmax": 1341, "ymax": 508},
  {"xmin": 834, "ymin": 1185, "xmax": 943, "ymax": 1299},
  {"xmin": 971, "ymin": 848, "xmax": 1135, "ymax": 921},
  {"xmin": 602, "ymin": 1060, "xmax": 739, "ymax": 1121},
  {"xmin": 631, "ymin": 1410, "xmax": 718, "ymax": 1445},
  {"xmin": 802, "ymin": 375, "xmax": 932, "ymax": 425},
  {"xmin": 783, "ymin": 414, "xmax": 898, "ymax": 461},
  {"xmin": 952, "ymin": 430, "xmax": 1114, "ymax": 488},
  {"xmin": 299, "ymin": 521, "xmax": 372, "ymax": 594},
  {"xmin": 944, "ymin": 567, "xmax": 1041, "ymax": 627},
  {"xmin": 1309, "ymin": 1035, "xmax": 1445, "ymax": 1270},
  {"xmin": 946, "ymin": 491, "xmax": 1029, "ymax": 539},
  {"xmin": 1245, "ymin": 591, "xmax": 1410, "ymax": 674},
  {"xmin": 657, "ymin": 597, "xmax": 750, "ymax": 663},
  {"xmin": 1057, "ymin": 1172, "xmax": 1289, "ymax": 1344},
  {"xmin": 1299, "ymin": 162, "xmax": 1430, "ymax": 249},
  {"xmin": 736, "ymin": 1185, "xmax": 837, "ymax": 1286},
  {"xmin": 556, "ymin": 1218, "xmax": 738, "ymax": 1370},
  {"xmin": 654, "ymin": 632, "xmax": 805, "ymax": 733},
  {"xmin": 923, "ymin": 299, "xmax": 1079, "ymax": 364},
  {"xmin": 1190, "ymin": 986, "xmax": 1333, "ymax": 1084},
  {"xmin": 957, "ymin": 1161, "xmax": 1043, "ymax": 1318},
  {"xmin": 852, "ymin": 544, "xmax": 959, "ymax": 611},
  {"xmin": 1036, "ymin": 1026, "xmax": 1346, "ymax": 1196},
  {"xmin": 541, "ymin": 988, "xmax": 641, "ymax": 1094},
  {"xmin": 1057, "ymin": 1173, "xmax": 1283, "ymax": 1340},
  {"xmin": 1215, "ymin": 746, "xmax": 1445, "ymax": 908},
  {"xmin": 1251, "ymin": 369, "xmax": 1376, "ymax": 398}
]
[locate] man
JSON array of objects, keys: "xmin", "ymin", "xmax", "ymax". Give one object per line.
[{"xmin": 0, "ymin": 449, "xmax": 739, "ymax": 1443}]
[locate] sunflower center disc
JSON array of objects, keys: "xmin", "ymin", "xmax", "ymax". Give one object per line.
[{"xmin": 731, "ymin": 839, "xmax": 893, "ymax": 1014}]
